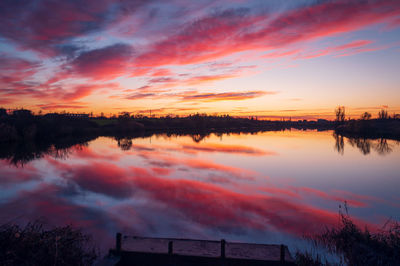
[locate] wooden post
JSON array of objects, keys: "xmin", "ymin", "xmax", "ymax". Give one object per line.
[
  {"xmin": 168, "ymin": 241, "xmax": 173, "ymax": 255},
  {"xmin": 221, "ymin": 239, "xmax": 226, "ymax": 258},
  {"xmin": 280, "ymin": 244, "xmax": 285, "ymax": 263},
  {"xmin": 116, "ymin": 233, "xmax": 122, "ymax": 253}
]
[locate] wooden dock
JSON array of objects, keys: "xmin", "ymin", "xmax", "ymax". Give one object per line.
[{"xmin": 99, "ymin": 233, "xmax": 296, "ymax": 266}]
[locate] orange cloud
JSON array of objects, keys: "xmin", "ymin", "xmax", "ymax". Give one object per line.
[{"xmin": 181, "ymin": 91, "xmax": 273, "ymax": 102}]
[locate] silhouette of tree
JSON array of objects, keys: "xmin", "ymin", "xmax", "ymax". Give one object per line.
[
  {"xmin": 378, "ymin": 109, "xmax": 388, "ymax": 120},
  {"xmin": 335, "ymin": 106, "xmax": 345, "ymax": 122},
  {"xmin": 361, "ymin": 112, "xmax": 371, "ymax": 120},
  {"xmin": 118, "ymin": 112, "xmax": 131, "ymax": 120}
]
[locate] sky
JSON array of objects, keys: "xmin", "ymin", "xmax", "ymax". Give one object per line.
[{"xmin": 1, "ymin": 0, "xmax": 400, "ymax": 120}]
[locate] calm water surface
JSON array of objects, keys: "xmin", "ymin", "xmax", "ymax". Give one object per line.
[{"xmin": 1, "ymin": 130, "xmax": 399, "ymax": 253}]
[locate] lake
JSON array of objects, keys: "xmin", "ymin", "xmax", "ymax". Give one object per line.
[{"xmin": 0, "ymin": 130, "xmax": 399, "ymax": 254}]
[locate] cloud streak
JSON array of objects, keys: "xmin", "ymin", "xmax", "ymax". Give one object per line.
[{"xmin": 181, "ymin": 91, "xmax": 273, "ymax": 102}]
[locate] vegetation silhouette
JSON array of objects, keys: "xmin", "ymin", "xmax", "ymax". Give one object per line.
[
  {"xmin": 361, "ymin": 112, "xmax": 371, "ymax": 120},
  {"xmin": 334, "ymin": 108, "xmax": 400, "ymax": 140},
  {"xmin": 0, "ymin": 221, "xmax": 97, "ymax": 266},
  {"xmin": 378, "ymin": 109, "xmax": 389, "ymax": 120},
  {"xmin": 296, "ymin": 204, "xmax": 400, "ymax": 266},
  {"xmin": 1, "ymin": 108, "xmax": 398, "ymax": 141},
  {"xmin": 335, "ymin": 106, "xmax": 346, "ymax": 123},
  {"xmin": 0, "ymin": 107, "xmax": 399, "ymax": 165}
]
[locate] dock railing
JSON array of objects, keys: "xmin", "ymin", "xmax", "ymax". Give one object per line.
[{"xmin": 112, "ymin": 233, "xmax": 295, "ymax": 265}]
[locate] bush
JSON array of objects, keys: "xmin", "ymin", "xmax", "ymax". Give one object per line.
[{"xmin": 0, "ymin": 221, "xmax": 98, "ymax": 266}]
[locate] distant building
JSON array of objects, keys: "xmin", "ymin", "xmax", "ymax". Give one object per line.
[
  {"xmin": 67, "ymin": 113, "xmax": 89, "ymax": 118},
  {"xmin": 44, "ymin": 113, "xmax": 89, "ymax": 119}
]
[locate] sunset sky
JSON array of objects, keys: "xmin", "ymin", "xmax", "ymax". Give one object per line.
[{"xmin": 1, "ymin": 0, "xmax": 400, "ymax": 119}]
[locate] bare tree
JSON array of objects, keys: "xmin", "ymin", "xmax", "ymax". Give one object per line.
[
  {"xmin": 335, "ymin": 106, "xmax": 345, "ymax": 122},
  {"xmin": 378, "ymin": 109, "xmax": 388, "ymax": 120}
]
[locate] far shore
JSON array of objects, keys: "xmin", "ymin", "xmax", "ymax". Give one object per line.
[{"xmin": 0, "ymin": 109, "xmax": 399, "ymax": 145}]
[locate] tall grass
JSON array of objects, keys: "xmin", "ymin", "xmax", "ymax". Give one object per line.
[{"xmin": 296, "ymin": 204, "xmax": 400, "ymax": 266}]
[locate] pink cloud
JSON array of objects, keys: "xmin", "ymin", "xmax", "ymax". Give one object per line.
[
  {"xmin": 0, "ymin": 0, "xmax": 149, "ymax": 56},
  {"xmin": 69, "ymin": 44, "xmax": 134, "ymax": 80},
  {"xmin": 62, "ymin": 83, "xmax": 120, "ymax": 100},
  {"xmin": 295, "ymin": 187, "xmax": 367, "ymax": 208},
  {"xmin": 298, "ymin": 40, "xmax": 374, "ymax": 59},
  {"xmin": 181, "ymin": 143, "xmax": 276, "ymax": 156},
  {"xmin": 71, "ymin": 145, "xmax": 121, "ymax": 161},
  {"xmin": 135, "ymin": 150, "xmax": 255, "ymax": 180},
  {"xmin": 262, "ymin": 49, "xmax": 301, "ymax": 58},
  {"xmin": 0, "ymin": 55, "xmax": 40, "ymax": 96},
  {"xmin": 0, "ymin": 161, "xmax": 41, "ymax": 186},
  {"xmin": 150, "ymin": 68, "xmax": 174, "ymax": 77},
  {"xmin": 62, "ymin": 162, "xmax": 134, "ymax": 199},
  {"xmin": 134, "ymin": 1, "xmax": 400, "ymax": 68},
  {"xmin": 1, "ymin": 0, "xmax": 399, "ymax": 109},
  {"xmin": 129, "ymin": 175, "xmax": 367, "ymax": 236},
  {"xmin": 1, "ymin": 74, "xmax": 120, "ymax": 106},
  {"xmin": 36, "ymin": 103, "xmax": 88, "ymax": 110}
]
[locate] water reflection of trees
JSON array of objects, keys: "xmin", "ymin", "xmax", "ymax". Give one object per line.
[
  {"xmin": 333, "ymin": 133, "xmax": 395, "ymax": 156},
  {"xmin": 190, "ymin": 133, "xmax": 208, "ymax": 143},
  {"xmin": 114, "ymin": 133, "xmax": 210, "ymax": 151},
  {"xmin": 116, "ymin": 138, "xmax": 133, "ymax": 150},
  {"xmin": 374, "ymin": 138, "xmax": 393, "ymax": 155},
  {"xmin": 0, "ymin": 139, "xmax": 90, "ymax": 167},
  {"xmin": 333, "ymin": 133, "xmax": 344, "ymax": 155},
  {"xmin": 347, "ymin": 138, "xmax": 371, "ymax": 155}
]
